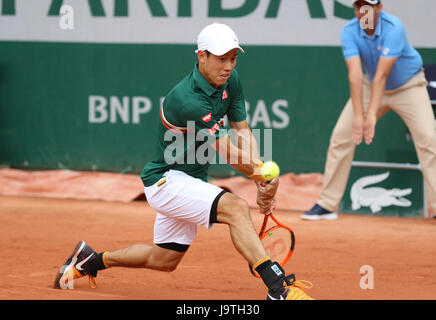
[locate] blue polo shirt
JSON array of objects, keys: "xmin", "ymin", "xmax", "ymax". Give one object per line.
[{"xmin": 341, "ymin": 11, "xmax": 422, "ymax": 90}]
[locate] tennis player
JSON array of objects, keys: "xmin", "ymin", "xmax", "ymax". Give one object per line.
[{"xmin": 54, "ymin": 23, "xmax": 313, "ymax": 300}]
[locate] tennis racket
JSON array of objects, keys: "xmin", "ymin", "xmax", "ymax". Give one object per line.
[{"xmin": 249, "ymin": 212, "xmax": 295, "ymax": 277}]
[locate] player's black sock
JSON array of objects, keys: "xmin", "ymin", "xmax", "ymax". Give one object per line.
[
  {"xmin": 255, "ymin": 259, "xmax": 286, "ymax": 292},
  {"xmin": 88, "ymin": 252, "xmax": 108, "ymax": 276}
]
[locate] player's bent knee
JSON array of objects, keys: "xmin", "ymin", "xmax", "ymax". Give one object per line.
[{"xmin": 216, "ymin": 193, "xmax": 250, "ymax": 225}]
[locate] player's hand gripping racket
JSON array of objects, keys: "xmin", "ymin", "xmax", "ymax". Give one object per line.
[{"xmin": 249, "ymin": 212, "xmax": 295, "ymax": 277}]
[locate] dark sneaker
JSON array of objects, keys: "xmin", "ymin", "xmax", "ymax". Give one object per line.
[
  {"xmin": 54, "ymin": 241, "xmax": 98, "ymax": 289},
  {"xmin": 301, "ymin": 204, "xmax": 338, "ymax": 221},
  {"xmin": 267, "ymin": 274, "xmax": 314, "ymax": 300}
]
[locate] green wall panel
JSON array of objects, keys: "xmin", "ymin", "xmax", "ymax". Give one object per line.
[{"xmin": 0, "ymin": 42, "xmax": 435, "ymax": 177}]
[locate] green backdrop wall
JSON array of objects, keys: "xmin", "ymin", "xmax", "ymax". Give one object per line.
[{"xmin": 1, "ymin": 42, "xmax": 434, "ymax": 177}]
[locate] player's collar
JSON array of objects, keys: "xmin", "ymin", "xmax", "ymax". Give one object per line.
[{"xmin": 193, "ymin": 63, "xmax": 228, "ymax": 96}]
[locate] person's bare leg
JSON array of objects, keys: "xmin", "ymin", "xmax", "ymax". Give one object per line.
[
  {"xmin": 105, "ymin": 193, "xmax": 266, "ymax": 269},
  {"xmin": 104, "ymin": 244, "xmax": 185, "ymax": 272},
  {"xmin": 215, "ymin": 192, "xmax": 299, "ymax": 297},
  {"xmin": 216, "ymin": 192, "xmax": 267, "ymax": 266}
]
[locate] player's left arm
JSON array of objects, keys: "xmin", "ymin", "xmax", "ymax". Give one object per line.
[
  {"xmin": 229, "ymin": 120, "xmax": 279, "ymax": 215},
  {"xmin": 220, "ymin": 72, "xmax": 279, "ymax": 214},
  {"xmin": 219, "ymin": 72, "xmax": 265, "ymax": 181},
  {"xmin": 212, "ymin": 126, "xmax": 264, "ymax": 181},
  {"xmin": 228, "ymin": 119, "xmax": 262, "ymax": 169}
]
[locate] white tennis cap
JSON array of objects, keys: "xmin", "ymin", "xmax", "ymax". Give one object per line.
[
  {"xmin": 195, "ymin": 23, "xmax": 245, "ymax": 56},
  {"xmin": 354, "ymin": 0, "xmax": 380, "ymax": 4}
]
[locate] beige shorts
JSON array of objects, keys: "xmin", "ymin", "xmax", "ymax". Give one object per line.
[{"xmin": 144, "ymin": 170, "xmax": 226, "ymax": 251}]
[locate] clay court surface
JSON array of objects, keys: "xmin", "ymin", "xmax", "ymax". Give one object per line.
[{"xmin": 1, "ymin": 195, "xmax": 435, "ymax": 300}]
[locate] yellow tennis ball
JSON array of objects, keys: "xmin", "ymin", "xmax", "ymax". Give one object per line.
[{"xmin": 261, "ymin": 161, "xmax": 280, "ymax": 181}]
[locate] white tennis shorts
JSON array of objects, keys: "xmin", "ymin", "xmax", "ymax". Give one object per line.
[{"xmin": 144, "ymin": 170, "xmax": 226, "ymax": 248}]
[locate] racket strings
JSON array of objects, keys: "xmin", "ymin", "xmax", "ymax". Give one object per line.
[{"xmin": 261, "ymin": 227, "xmax": 293, "ymax": 265}]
